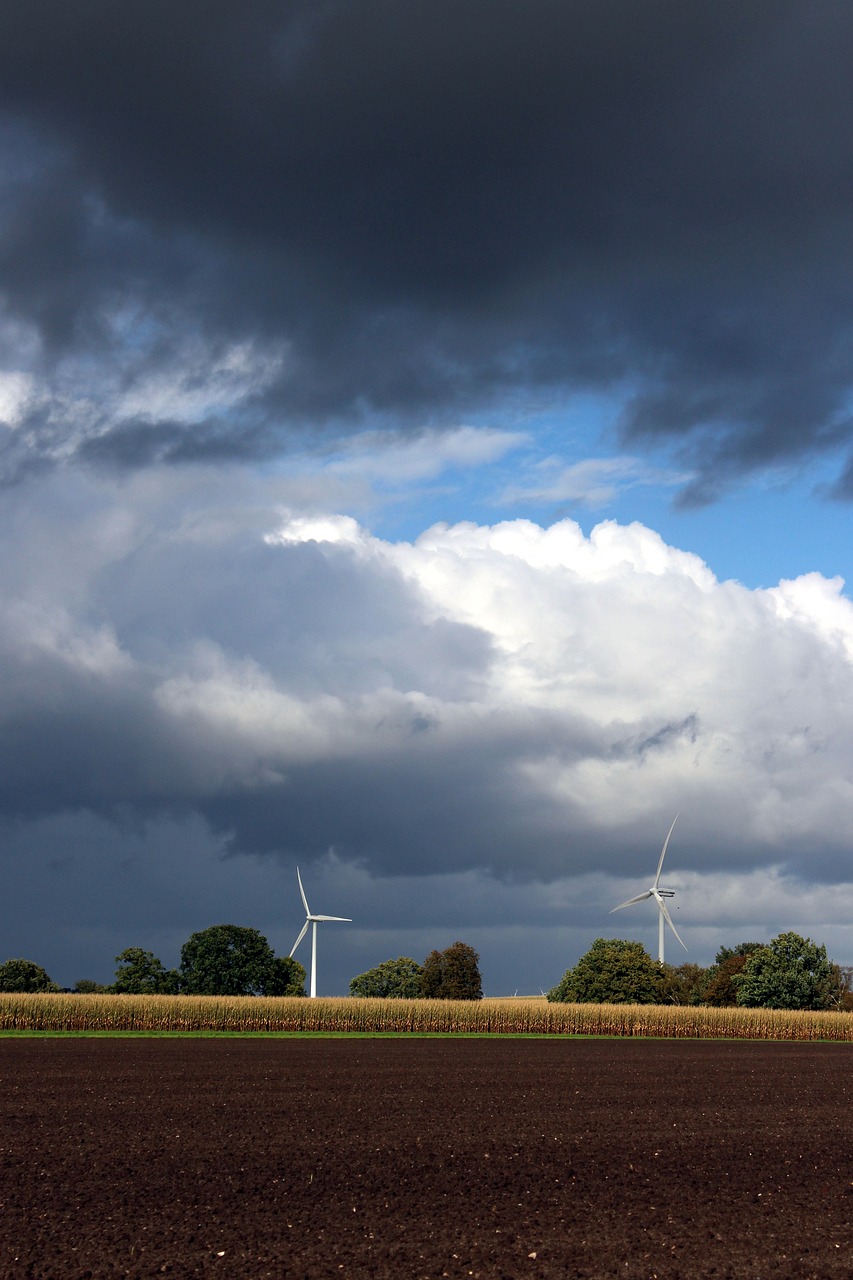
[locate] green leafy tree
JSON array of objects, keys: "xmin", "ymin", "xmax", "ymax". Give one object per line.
[
  {"xmin": 73, "ymin": 979, "xmax": 110, "ymax": 993},
  {"xmin": 734, "ymin": 932, "xmax": 835, "ymax": 1010},
  {"xmin": 548, "ymin": 938, "xmax": 665, "ymax": 1004},
  {"xmin": 179, "ymin": 924, "xmax": 299, "ymax": 996},
  {"xmin": 113, "ymin": 947, "xmax": 180, "ymax": 994},
  {"xmin": 0, "ymin": 958, "xmax": 59, "ymax": 993},
  {"xmin": 349, "ymin": 956, "xmax": 423, "ymax": 998},
  {"xmin": 420, "ymin": 942, "xmax": 483, "ymax": 1000}
]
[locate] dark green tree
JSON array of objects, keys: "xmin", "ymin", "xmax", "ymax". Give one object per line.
[
  {"xmin": 832, "ymin": 964, "xmax": 853, "ymax": 1011},
  {"xmin": 349, "ymin": 956, "xmax": 423, "ymax": 998},
  {"xmin": 73, "ymin": 979, "xmax": 110, "ymax": 993},
  {"xmin": 113, "ymin": 947, "xmax": 180, "ymax": 994},
  {"xmin": 0, "ymin": 958, "xmax": 59, "ymax": 993},
  {"xmin": 548, "ymin": 938, "xmax": 665, "ymax": 1004},
  {"xmin": 420, "ymin": 942, "xmax": 483, "ymax": 1000},
  {"xmin": 660, "ymin": 962, "xmax": 709, "ymax": 1005},
  {"xmin": 179, "ymin": 924, "xmax": 297, "ymax": 996},
  {"xmin": 263, "ymin": 954, "xmax": 307, "ymax": 997},
  {"xmin": 702, "ymin": 944, "xmax": 764, "ymax": 1007},
  {"xmin": 703, "ymin": 954, "xmax": 750, "ymax": 1006},
  {"xmin": 734, "ymin": 931, "xmax": 835, "ymax": 1010},
  {"xmin": 715, "ymin": 942, "xmax": 766, "ymax": 964}
]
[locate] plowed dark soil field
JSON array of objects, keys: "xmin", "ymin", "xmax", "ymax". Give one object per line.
[{"xmin": 1, "ymin": 1037, "xmax": 852, "ymax": 1278}]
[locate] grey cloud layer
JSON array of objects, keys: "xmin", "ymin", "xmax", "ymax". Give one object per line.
[
  {"xmin": 2, "ymin": 474, "xmax": 853, "ymax": 892},
  {"xmin": 1, "ymin": 2, "xmax": 852, "ymax": 493}
]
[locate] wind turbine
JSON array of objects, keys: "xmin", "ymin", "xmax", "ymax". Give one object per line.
[
  {"xmin": 610, "ymin": 815, "xmax": 686, "ymax": 964},
  {"xmin": 289, "ymin": 867, "xmax": 351, "ymax": 998}
]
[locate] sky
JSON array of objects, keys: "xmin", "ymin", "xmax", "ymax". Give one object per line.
[{"xmin": 2, "ymin": 1, "xmax": 853, "ymax": 995}]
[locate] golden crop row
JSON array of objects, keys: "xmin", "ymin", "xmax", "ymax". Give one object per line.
[{"xmin": 1, "ymin": 993, "xmax": 853, "ymax": 1039}]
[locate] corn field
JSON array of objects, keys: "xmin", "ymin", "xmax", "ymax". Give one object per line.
[{"xmin": 1, "ymin": 993, "xmax": 853, "ymax": 1039}]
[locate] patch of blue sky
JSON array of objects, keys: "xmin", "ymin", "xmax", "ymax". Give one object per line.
[
  {"xmin": 635, "ymin": 472, "xmax": 853, "ymax": 591},
  {"xmin": 381, "ymin": 401, "xmax": 853, "ymax": 594},
  {"xmin": 271, "ymin": 390, "xmax": 853, "ymax": 595}
]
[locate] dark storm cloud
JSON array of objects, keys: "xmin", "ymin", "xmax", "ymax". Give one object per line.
[
  {"xmin": 0, "ymin": 1, "xmax": 852, "ymax": 491},
  {"xmin": 609, "ymin": 715, "xmax": 701, "ymax": 762},
  {"xmin": 0, "ymin": 515, "xmax": 611, "ymax": 880},
  {"xmin": 202, "ymin": 706, "xmax": 615, "ymax": 879}
]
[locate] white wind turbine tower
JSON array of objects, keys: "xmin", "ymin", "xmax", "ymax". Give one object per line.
[
  {"xmin": 610, "ymin": 815, "xmax": 686, "ymax": 964},
  {"xmin": 289, "ymin": 867, "xmax": 351, "ymax": 998}
]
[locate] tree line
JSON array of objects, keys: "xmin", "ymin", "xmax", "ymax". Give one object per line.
[
  {"xmin": 548, "ymin": 933, "xmax": 853, "ymax": 1011},
  {"xmin": 348, "ymin": 942, "xmax": 483, "ymax": 1000},
  {"xmin": 0, "ymin": 925, "xmax": 305, "ymax": 996},
  {"xmin": 0, "ymin": 931, "xmax": 484, "ymax": 1001},
  {"xmin": 8, "ymin": 925, "xmax": 848, "ymax": 1010}
]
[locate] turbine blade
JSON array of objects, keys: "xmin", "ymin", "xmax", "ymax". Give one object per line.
[
  {"xmin": 653, "ymin": 814, "xmax": 679, "ymax": 888},
  {"xmin": 296, "ymin": 866, "xmax": 310, "ymax": 915},
  {"xmin": 654, "ymin": 892, "xmax": 687, "ymax": 950},
  {"xmin": 610, "ymin": 891, "xmax": 653, "ymax": 913},
  {"xmin": 312, "ymin": 914, "xmax": 352, "ymax": 922},
  {"xmin": 289, "ymin": 920, "xmax": 309, "ymax": 957}
]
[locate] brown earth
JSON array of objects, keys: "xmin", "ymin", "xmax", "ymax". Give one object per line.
[{"xmin": 1, "ymin": 1036, "xmax": 852, "ymax": 1278}]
